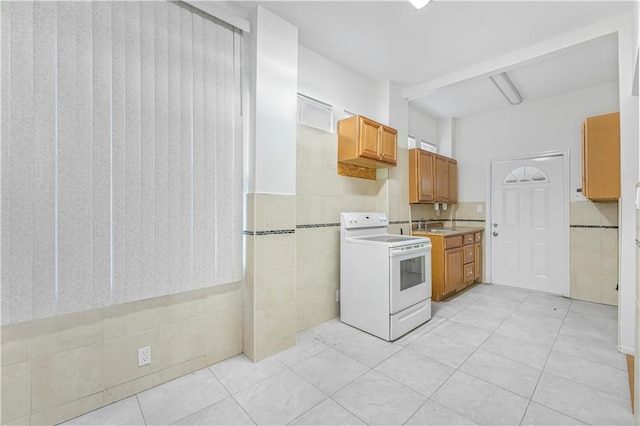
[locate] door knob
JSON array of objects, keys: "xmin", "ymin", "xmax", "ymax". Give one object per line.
[{"xmin": 492, "ymin": 231, "xmax": 498, "ymax": 237}]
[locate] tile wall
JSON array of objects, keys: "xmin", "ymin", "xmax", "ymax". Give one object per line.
[
  {"xmin": 570, "ymin": 201, "xmax": 619, "ymax": 305},
  {"xmin": 409, "ymin": 201, "xmax": 487, "ymax": 227},
  {"xmin": 244, "ymin": 194, "xmax": 297, "ymax": 361},
  {"xmin": 295, "ymin": 125, "xmax": 390, "ymax": 333},
  {"xmin": 0, "ymin": 283, "xmax": 243, "ymax": 425}
]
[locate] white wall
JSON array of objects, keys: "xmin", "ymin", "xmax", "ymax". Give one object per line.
[
  {"xmin": 408, "ymin": 106, "xmax": 438, "ymax": 148},
  {"xmin": 385, "ymin": 81, "xmax": 409, "ymax": 148},
  {"xmin": 616, "ymin": 14, "xmax": 639, "ymax": 354},
  {"xmin": 248, "ymin": 6, "xmax": 298, "ymax": 195},
  {"xmin": 438, "ymin": 117, "xmax": 454, "ymax": 158},
  {"xmin": 298, "ymin": 45, "xmax": 386, "ymax": 129},
  {"xmin": 454, "ymin": 82, "xmax": 619, "ymax": 202}
]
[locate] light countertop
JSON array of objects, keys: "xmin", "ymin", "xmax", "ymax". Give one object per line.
[{"xmin": 412, "ymin": 226, "xmax": 484, "ymax": 237}]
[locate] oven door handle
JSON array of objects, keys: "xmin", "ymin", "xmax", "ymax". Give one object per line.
[{"xmin": 390, "ymin": 245, "xmax": 430, "ymax": 257}]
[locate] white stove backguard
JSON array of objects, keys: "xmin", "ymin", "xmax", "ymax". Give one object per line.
[{"xmin": 340, "ymin": 212, "xmax": 389, "ymax": 241}]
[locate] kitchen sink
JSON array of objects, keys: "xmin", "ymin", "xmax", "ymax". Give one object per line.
[{"xmin": 414, "ymin": 228, "xmax": 457, "ymax": 234}]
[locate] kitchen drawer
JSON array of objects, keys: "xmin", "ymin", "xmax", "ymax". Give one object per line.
[
  {"xmin": 445, "ymin": 235, "xmax": 463, "ymax": 249},
  {"xmin": 475, "ymin": 232, "xmax": 482, "ymax": 243},
  {"xmin": 464, "ymin": 263, "xmax": 475, "ymax": 281},
  {"xmin": 463, "ymin": 233, "xmax": 474, "ymax": 245},
  {"xmin": 463, "ymin": 246, "xmax": 474, "ymax": 264}
]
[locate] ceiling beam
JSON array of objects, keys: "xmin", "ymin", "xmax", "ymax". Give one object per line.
[{"xmin": 403, "ymin": 14, "xmax": 626, "ymax": 101}]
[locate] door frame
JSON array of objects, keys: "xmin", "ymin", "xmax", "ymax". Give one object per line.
[{"xmin": 486, "ymin": 149, "xmax": 570, "ymax": 297}]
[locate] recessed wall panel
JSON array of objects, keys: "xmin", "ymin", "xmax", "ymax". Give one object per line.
[
  {"xmin": 503, "ymin": 188, "xmax": 520, "ymax": 228},
  {"xmin": 531, "ymin": 241, "xmax": 549, "ymax": 278},
  {"xmin": 505, "ymin": 240, "xmax": 519, "ymax": 273},
  {"xmin": 531, "ymin": 187, "xmax": 550, "ymax": 230}
]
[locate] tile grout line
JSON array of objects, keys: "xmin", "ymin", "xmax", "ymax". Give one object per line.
[
  {"xmin": 299, "ymin": 324, "xmax": 427, "ymax": 425},
  {"xmin": 205, "ymin": 365, "xmax": 259, "ymax": 426},
  {"xmin": 405, "ymin": 288, "xmax": 534, "ymax": 424},
  {"xmin": 282, "ymin": 340, "xmax": 378, "ymax": 426},
  {"xmin": 206, "ymin": 353, "xmax": 289, "ymax": 425},
  {"xmin": 391, "ymin": 288, "xmax": 525, "ymax": 424},
  {"xmin": 517, "ymin": 297, "xmax": 578, "ymax": 426},
  {"xmin": 164, "ymin": 368, "xmax": 255, "ymax": 425},
  {"xmin": 285, "ymin": 365, "xmax": 371, "ymax": 425},
  {"xmin": 287, "ymin": 335, "xmax": 374, "ymax": 424},
  {"xmin": 135, "ymin": 393, "xmax": 148, "ymax": 426}
]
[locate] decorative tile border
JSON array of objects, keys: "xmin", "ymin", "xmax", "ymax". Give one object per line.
[
  {"xmin": 570, "ymin": 225, "xmax": 619, "ymax": 229},
  {"xmin": 243, "ymin": 220, "xmax": 618, "ymax": 235},
  {"xmin": 295, "ymin": 221, "xmax": 411, "ymax": 228},
  {"xmin": 636, "ymin": 239, "xmax": 640, "ymax": 248},
  {"xmin": 243, "ymin": 229, "xmax": 296, "ymax": 236},
  {"xmin": 296, "ymin": 223, "xmax": 340, "ymax": 229}
]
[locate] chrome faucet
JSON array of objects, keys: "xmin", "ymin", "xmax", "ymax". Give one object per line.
[{"xmin": 417, "ymin": 218, "xmax": 426, "ymax": 230}]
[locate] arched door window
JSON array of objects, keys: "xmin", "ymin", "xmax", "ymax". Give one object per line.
[{"xmin": 503, "ymin": 166, "xmax": 549, "ymax": 184}]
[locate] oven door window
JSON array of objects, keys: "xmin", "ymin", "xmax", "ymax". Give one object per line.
[{"xmin": 400, "ymin": 256, "xmax": 425, "ymax": 291}]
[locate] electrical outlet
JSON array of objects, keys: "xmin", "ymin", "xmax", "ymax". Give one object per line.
[
  {"xmin": 336, "ymin": 290, "xmax": 340, "ymax": 302},
  {"xmin": 138, "ymin": 346, "xmax": 151, "ymax": 367}
]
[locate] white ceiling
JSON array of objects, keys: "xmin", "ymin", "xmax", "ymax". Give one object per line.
[{"xmin": 227, "ymin": 1, "xmax": 631, "ymax": 118}]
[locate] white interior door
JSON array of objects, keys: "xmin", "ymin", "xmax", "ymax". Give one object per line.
[{"xmin": 490, "ymin": 155, "xmax": 567, "ymax": 295}]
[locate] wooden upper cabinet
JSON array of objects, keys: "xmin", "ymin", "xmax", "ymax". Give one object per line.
[
  {"xmin": 338, "ymin": 115, "xmax": 397, "ymax": 168},
  {"xmin": 380, "ymin": 127, "xmax": 398, "ymax": 165},
  {"xmin": 434, "ymin": 155, "xmax": 448, "ymax": 202},
  {"xmin": 409, "ymin": 149, "xmax": 434, "ymax": 202},
  {"xmin": 409, "ymin": 148, "xmax": 458, "ymax": 204},
  {"xmin": 359, "ymin": 117, "xmax": 381, "ymax": 161},
  {"xmin": 582, "ymin": 112, "xmax": 620, "ymax": 201},
  {"xmin": 447, "ymin": 159, "xmax": 458, "ymax": 204}
]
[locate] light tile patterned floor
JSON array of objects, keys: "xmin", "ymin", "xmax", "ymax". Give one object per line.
[{"xmin": 63, "ymin": 284, "xmax": 634, "ymax": 425}]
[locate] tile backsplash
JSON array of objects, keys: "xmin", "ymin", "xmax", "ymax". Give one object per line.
[{"xmin": 570, "ymin": 201, "xmax": 619, "ymax": 306}]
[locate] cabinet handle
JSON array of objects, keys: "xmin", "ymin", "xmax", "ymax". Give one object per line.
[{"xmin": 492, "ymin": 231, "xmax": 498, "ymax": 237}]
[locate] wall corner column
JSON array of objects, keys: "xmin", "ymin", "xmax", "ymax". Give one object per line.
[{"xmin": 244, "ymin": 6, "xmax": 298, "ymax": 361}]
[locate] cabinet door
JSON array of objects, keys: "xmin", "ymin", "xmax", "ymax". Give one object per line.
[
  {"xmin": 582, "ymin": 112, "xmax": 620, "ymax": 200},
  {"xmin": 444, "ymin": 247, "xmax": 464, "ymax": 293},
  {"xmin": 418, "ymin": 150, "xmax": 434, "ymax": 202},
  {"xmin": 447, "ymin": 159, "xmax": 458, "ymax": 203},
  {"xmin": 434, "ymin": 155, "xmax": 448, "ymax": 202},
  {"xmin": 358, "ymin": 116, "xmax": 382, "ymax": 161},
  {"xmin": 380, "ymin": 126, "xmax": 397, "ymax": 165},
  {"xmin": 409, "ymin": 149, "xmax": 434, "ymax": 203},
  {"xmin": 474, "ymin": 242, "xmax": 482, "ymax": 280},
  {"xmin": 464, "ymin": 263, "xmax": 475, "ymax": 283},
  {"xmin": 463, "ymin": 245, "xmax": 474, "ymax": 264}
]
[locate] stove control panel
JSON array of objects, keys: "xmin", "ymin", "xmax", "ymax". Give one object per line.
[{"xmin": 341, "ymin": 212, "xmax": 388, "ymax": 228}]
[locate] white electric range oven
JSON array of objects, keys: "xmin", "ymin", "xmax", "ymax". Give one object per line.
[{"xmin": 340, "ymin": 212, "xmax": 432, "ymax": 341}]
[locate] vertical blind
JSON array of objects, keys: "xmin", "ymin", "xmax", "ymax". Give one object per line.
[{"xmin": 1, "ymin": 1, "xmax": 243, "ymax": 325}]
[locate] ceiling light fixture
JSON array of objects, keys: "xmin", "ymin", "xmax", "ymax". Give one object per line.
[
  {"xmin": 489, "ymin": 72, "xmax": 522, "ymax": 105},
  {"xmin": 409, "ymin": 0, "xmax": 432, "ymax": 10}
]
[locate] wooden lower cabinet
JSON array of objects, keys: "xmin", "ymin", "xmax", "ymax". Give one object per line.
[
  {"xmin": 444, "ymin": 247, "xmax": 464, "ymax": 293},
  {"xmin": 418, "ymin": 230, "xmax": 483, "ymax": 302},
  {"xmin": 474, "ymin": 242, "xmax": 482, "ymax": 280}
]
